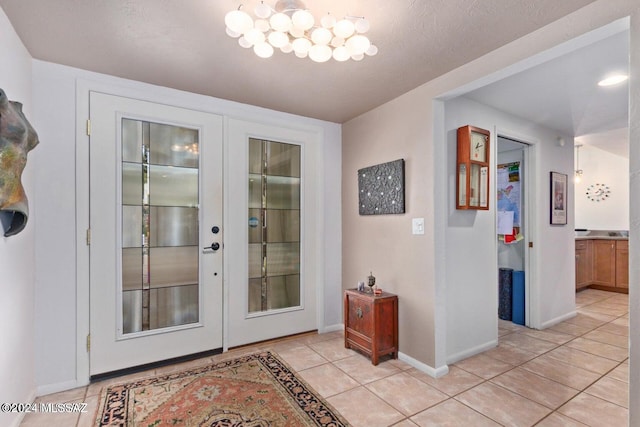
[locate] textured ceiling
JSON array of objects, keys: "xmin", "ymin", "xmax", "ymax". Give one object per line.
[{"xmin": 0, "ymin": 0, "xmax": 597, "ymax": 123}]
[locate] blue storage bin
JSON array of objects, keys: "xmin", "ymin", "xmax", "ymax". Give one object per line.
[
  {"xmin": 498, "ymin": 268, "xmax": 513, "ymax": 320},
  {"xmin": 512, "ymin": 270, "xmax": 525, "ymax": 325}
]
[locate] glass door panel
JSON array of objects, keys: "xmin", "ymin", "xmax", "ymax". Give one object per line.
[
  {"xmin": 266, "ymin": 275, "xmax": 300, "ymax": 310},
  {"xmin": 247, "ymin": 138, "xmax": 301, "ymax": 314},
  {"xmin": 265, "ymin": 210, "xmax": 300, "ymax": 242},
  {"xmin": 265, "ymin": 243, "xmax": 300, "ymax": 276},
  {"xmin": 265, "ymin": 177, "xmax": 301, "ymax": 209},
  {"xmin": 121, "ymin": 118, "xmax": 200, "ymax": 335}
]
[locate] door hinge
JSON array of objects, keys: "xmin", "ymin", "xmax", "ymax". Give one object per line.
[
  {"xmin": 86, "ymin": 334, "xmax": 91, "ymax": 352},
  {"xmin": 86, "ymin": 119, "xmax": 91, "ymax": 136},
  {"xmin": 86, "ymin": 228, "xmax": 91, "ymax": 245},
  {"xmin": 529, "ymin": 242, "xmax": 534, "ymax": 248}
]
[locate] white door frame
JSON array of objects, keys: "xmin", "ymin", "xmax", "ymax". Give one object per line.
[
  {"xmin": 496, "ymin": 127, "xmax": 539, "ymax": 328},
  {"xmin": 74, "ymin": 81, "xmax": 327, "ymax": 385}
]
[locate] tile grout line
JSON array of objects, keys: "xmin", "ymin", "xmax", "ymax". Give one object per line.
[{"xmin": 447, "ymin": 290, "xmax": 628, "ymax": 427}]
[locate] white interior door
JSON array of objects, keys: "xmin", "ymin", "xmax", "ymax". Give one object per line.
[
  {"xmin": 226, "ymin": 119, "xmax": 319, "ymax": 347},
  {"xmin": 89, "ymin": 92, "xmax": 223, "ymax": 376}
]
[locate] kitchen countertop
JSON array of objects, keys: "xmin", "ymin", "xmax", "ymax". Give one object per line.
[
  {"xmin": 575, "ymin": 230, "xmax": 628, "ymax": 240},
  {"xmin": 575, "ymin": 235, "xmax": 628, "ymax": 240}
]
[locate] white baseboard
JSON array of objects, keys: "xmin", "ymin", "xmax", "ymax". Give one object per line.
[
  {"xmin": 36, "ymin": 379, "xmax": 84, "ymax": 397},
  {"xmin": 446, "ymin": 339, "xmax": 498, "ymax": 365},
  {"xmin": 540, "ymin": 311, "xmax": 577, "ymax": 330},
  {"xmin": 9, "ymin": 411, "xmax": 26, "ymax": 427},
  {"xmin": 328, "ymin": 325, "xmax": 449, "ymax": 378},
  {"xmin": 7, "ymin": 388, "xmax": 36, "ymax": 427},
  {"xmin": 398, "ymin": 352, "xmax": 449, "ymax": 378},
  {"xmin": 319, "ymin": 323, "xmax": 344, "ymax": 334}
]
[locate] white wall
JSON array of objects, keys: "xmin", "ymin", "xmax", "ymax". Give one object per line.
[
  {"xmin": 31, "ymin": 60, "xmax": 342, "ymax": 392},
  {"xmin": 574, "ymin": 144, "xmax": 629, "ymax": 230},
  {"xmin": 0, "ymin": 8, "xmax": 36, "ymax": 427},
  {"xmin": 444, "ymin": 96, "xmax": 575, "ymax": 362}
]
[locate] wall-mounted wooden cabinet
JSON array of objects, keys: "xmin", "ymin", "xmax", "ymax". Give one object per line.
[
  {"xmin": 456, "ymin": 125, "xmax": 490, "ymax": 210},
  {"xmin": 575, "ymin": 239, "xmax": 628, "ymax": 293}
]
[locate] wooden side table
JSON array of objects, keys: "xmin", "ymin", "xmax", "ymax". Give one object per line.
[{"xmin": 344, "ymin": 289, "xmax": 398, "ymax": 365}]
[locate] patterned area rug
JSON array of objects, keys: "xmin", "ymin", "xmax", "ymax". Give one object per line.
[{"xmin": 96, "ymin": 351, "xmax": 349, "ymax": 426}]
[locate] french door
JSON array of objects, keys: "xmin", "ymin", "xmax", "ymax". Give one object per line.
[
  {"xmin": 89, "ymin": 92, "xmax": 223, "ymax": 375},
  {"xmin": 226, "ymin": 119, "xmax": 318, "ymax": 347}
]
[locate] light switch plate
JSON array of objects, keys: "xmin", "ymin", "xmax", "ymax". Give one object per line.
[{"xmin": 412, "ymin": 218, "xmax": 425, "ymax": 235}]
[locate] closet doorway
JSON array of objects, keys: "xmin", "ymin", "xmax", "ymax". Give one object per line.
[{"xmin": 497, "ymin": 136, "xmax": 532, "ymax": 328}]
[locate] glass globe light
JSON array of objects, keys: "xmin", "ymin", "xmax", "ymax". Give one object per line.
[
  {"xmin": 238, "ymin": 36, "xmax": 252, "ymax": 48},
  {"xmin": 244, "ymin": 28, "xmax": 266, "ymax": 45},
  {"xmin": 226, "ymin": 27, "xmax": 241, "ymax": 38},
  {"xmin": 254, "ymin": 1, "xmax": 272, "ymax": 19},
  {"xmin": 268, "ymin": 31, "xmax": 289, "ymax": 48},
  {"xmin": 345, "ymin": 34, "xmax": 370, "ymax": 55},
  {"xmin": 308, "ymin": 44, "xmax": 332, "ymax": 62},
  {"xmin": 225, "ymin": 10, "xmax": 254, "ymax": 34},
  {"xmin": 292, "ymin": 10, "xmax": 314, "ymax": 30},
  {"xmin": 292, "ymin": 37, "xmax": 312, "ymax": 54},
  {"xmin": 254, "ymin": 42, "xmax": 274, "ymax": 58},
  {"xmin": 333, "ymin": 19, "xmax": 355, "ymax": 38},
  {"xmin": 270, "ymin": 13, "xmax": 292, "ymax": 32},
  {"xmin": 321, "ymin": 13, "xmax": 336, "ymax": 29},
  {"xmin": 226, "ymin": 4, "xmax": 375, "ymax": 63},
  {"xmin": 311, "ymin": 27, "xmax": 332, "ymax": 45},
  {"xmin": 366, "ymin": 44, "xmax": 378, "ymax": 56},
  {"xmin": 355, "ymin": 18, "xmax": 370, "ymax": 33},
  {"xmin": 331, "ymin": 36, "xmax": 345, "ymax": 47},
  {"xmin": 332, "ymin": 46, "xmax": 350, "ymax": 62},
  {"xmin": 289, "ymin": 26, "xmax": 305, "ymax": 38},
  {"xmin": 254, "ymin": 19, "xmax": 271, "ymax": 32}
]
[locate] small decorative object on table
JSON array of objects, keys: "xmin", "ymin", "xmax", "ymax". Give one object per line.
[
  {"xmin": 357, "ymin": 281, "xmax": 365, "ymax": 292},
  {"xmin": 367, "ymin": 271, "xmax": 376, "ymax": 293}
]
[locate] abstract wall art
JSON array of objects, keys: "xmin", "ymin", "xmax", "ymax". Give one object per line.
[
  {"xmin": 0, "ymin": 88, "xmax": 40, "ymax": 237},
  {"xmin": 358, "ymin": 159, "xmax": 405, "ymax": 215}
]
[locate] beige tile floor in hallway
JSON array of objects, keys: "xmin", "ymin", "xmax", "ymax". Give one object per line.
[{"xmin": 21, "ymin": 288, "xmax": 629, "ymax": 427}]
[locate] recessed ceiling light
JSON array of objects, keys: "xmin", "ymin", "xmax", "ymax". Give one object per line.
[{"xmin": 598, "ymin": 74, "xmax": 628, "ymax": 87}]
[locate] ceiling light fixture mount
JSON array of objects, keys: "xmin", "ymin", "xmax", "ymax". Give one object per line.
[{"xmin": 225, "ymin": 0, "xmax": 378, "ymax": 63}]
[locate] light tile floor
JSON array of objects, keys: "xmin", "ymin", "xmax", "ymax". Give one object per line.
[{"xmin": 21, "ymin": 288, "xmax": 629, "ymax": 427}]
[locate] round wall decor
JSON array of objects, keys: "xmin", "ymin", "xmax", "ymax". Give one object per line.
[{"xmin": 586, "ymin": 183, "xmax": 611, "ymax": 202}]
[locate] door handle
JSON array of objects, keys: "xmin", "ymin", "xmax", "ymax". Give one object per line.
[{"xmin": 203, "ymin": 242, "xmax": 220, "ymax": 251}]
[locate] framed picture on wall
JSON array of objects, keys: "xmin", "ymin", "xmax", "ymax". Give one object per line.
[{"xmin": 550, "ymin": 171, "xmax": 568, "ymax": 225}]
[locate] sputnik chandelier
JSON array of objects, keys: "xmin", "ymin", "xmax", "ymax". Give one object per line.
[{"xmin": 224, "ymin": 0, "xmax": 378, "ymax": 63}]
